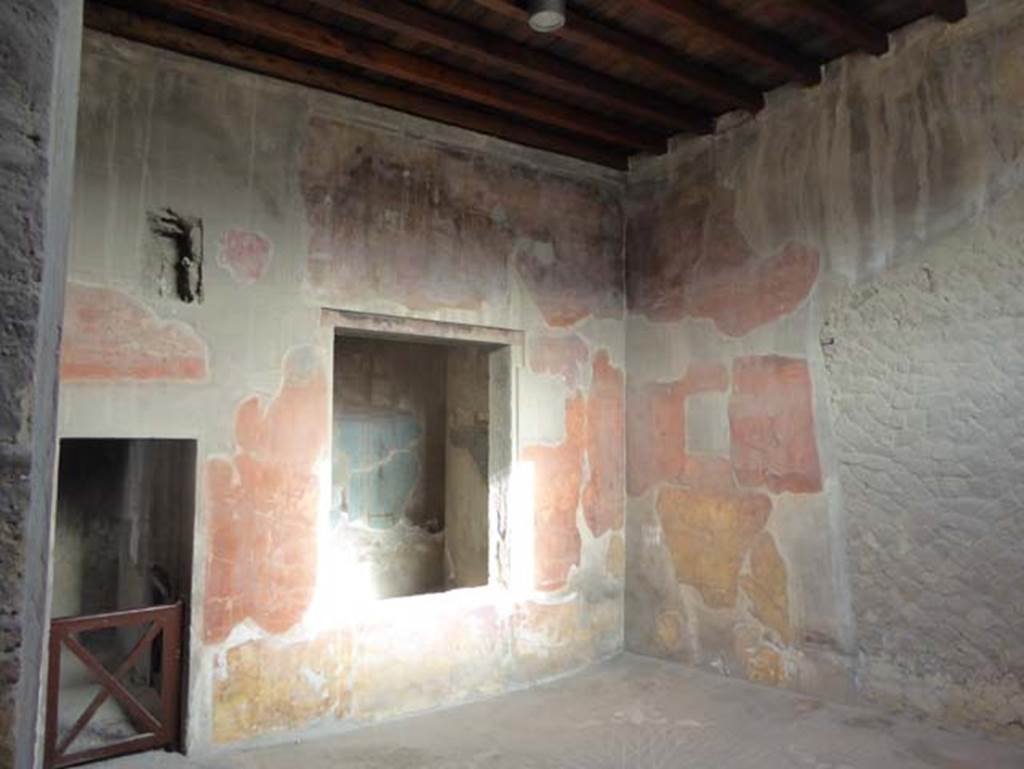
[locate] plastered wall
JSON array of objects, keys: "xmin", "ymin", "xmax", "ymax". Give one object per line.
[
  {"xmin": 51, "ymin": 0, "xmax": 1024, "ymax": 753},
  {"xmin": 445, "ymin": 346, "xmax": 491, "ymax": 590},
  {"xmin": 624, "ymin": 0, "xmax": 1024, "ymax": 737},
  {"xmin": 60, "ymin": 31, "xmax": 626, "ymax": 751}
]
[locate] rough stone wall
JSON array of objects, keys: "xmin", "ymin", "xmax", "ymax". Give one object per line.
[
  {"xmin": 63, "ymin": 32, "xmax": 625, "ymax": 751},
  {"xmin": 624, "ymin": 0, "xmax": 1024, "ymax": 735},
  {"xmin": 824, "ymin": 189, "xmax": 1024, "ymax": 734},
  {"xmin": 0, "ymin": 2, "xmax": 81, "ymax": 766}
]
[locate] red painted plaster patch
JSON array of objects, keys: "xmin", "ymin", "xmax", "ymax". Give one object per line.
[
  {"xmin": 60, "ymin": 282, "xmax": 208, "ymax": 382},
  {"xmin": 583, "ymin": 352, "xmax": 624, "ymax": 537},
  {"xmin": 218, "ymin": 229, "xmax": 272, "ymax": 284},
  {"xmin": 729, "ymin": 356, "xmax": 822, "ymax": 494},
  {"xmin": 300, "ymin": 118, "xmax": 621, "ymax": 325},
  {"xmin": 301, "ymin": 120, "xmax": 508, "ymax": 312},
  {"xmin": 521, "ymin": 395, "xmax": 585, "ymax": 592},
  {"xmin": 626, "ymin": 363, "xmax": 731, "ymax": 497},
  {"xmin": 689, "ymin": 243, "xmax": 820, "ymax": 337},
  {"xmin": 628, "ymin": 186, "xmax": 819, "ymax": 335},
  {"xmin": 204, "ymin": 346, "xmax": 328, "ymax": 642},
  {"xmin": 527, "ymin": 333, "xmax": 588, "ymax": 388},
  {"xmin": 510, "ymin": 182, "xmax": 623, "ymax": 328}
]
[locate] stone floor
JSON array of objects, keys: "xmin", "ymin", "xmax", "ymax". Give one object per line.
[{"xmin": 96, "ymin": 654, "xmax": 1024, "ymax": 769}]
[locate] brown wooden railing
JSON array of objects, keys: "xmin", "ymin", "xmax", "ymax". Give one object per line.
[{"xmin": 45, "ymin": 602, "xmax": 183, "ymax": 768}]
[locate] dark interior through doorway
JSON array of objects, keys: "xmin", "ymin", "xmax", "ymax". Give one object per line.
[{"xmin": 48, "ymin": 438, "xmax": 196, "ymax": 763}]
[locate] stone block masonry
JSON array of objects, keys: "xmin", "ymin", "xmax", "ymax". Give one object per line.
[{"xmin": 0, "ymin": 1, "xmax": 81, "ymax": 766}]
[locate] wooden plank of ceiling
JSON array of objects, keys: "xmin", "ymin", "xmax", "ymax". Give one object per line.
[
  {"xmin": 468, "ymin": 0, "xmax": 764, "ymax": 113},
  {"xmin": 626, "ymin": 0, "xmax": 822, "ymax": 85},
  {"xmin": 930, "ymin": 0, "xmax": 967, "ymax": 21},
  {"xmin": 304, "ymin": 0, "xmax": 712, "ymax": 134},
  {"xmin": 789, "ymin": 1, "xmax": 889, "ymax": 55},
  {"xmin": 84, "ymin": 3, "xmax": 630, "ymax": 168},
  {"xmin": 144, "ymin": 0, "xmax": 666, "ymax": 151}
]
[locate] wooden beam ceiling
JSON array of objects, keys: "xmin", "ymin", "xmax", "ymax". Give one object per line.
[
  {"xmin": 930, "ymin": 0, "xmax": 968, "ymax": 21},
  {"xmin": 84, "ymin": 3, "xmax": 630, "ymax": 168},
  {"xmin": 83, "ymin": 0, "xmax": 972, "ymax": 170},
  {"xmin": 142, "ymin": 0, "xmax": 667, "ymax": 152},
  {"xmin": 303, "ymin": 0, "xmax": 712, "ymax": 134},
  {"xmin": 467, "ymin": 0, "xmax": 765, "ymax": 113},
  {"xmin": 626, "ymin": 0, "xmax": 822, "ymax": 85},
  {"xmin": 791, "ymin": 1, "xmax": 889, "ymax": 55}
]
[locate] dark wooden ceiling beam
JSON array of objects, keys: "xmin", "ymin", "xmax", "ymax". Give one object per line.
[
  {"xmin": 305, "ymin": 0, "xmax": 711, "ymax": 134},
  {"xmin": 627, "ymin": 0, "xmax": 822, "ymax": 85},
  {"xmin": 83, "ymin": 3, "xmax": 629, "ymax": 169},
  {"xmin": 140, "ymin": 0, "xmax": 665, "ymax": 152},
  {"xmin": 790, "ymin": 1, "xmax": 889, "ymax": 55},
  {"xmin": 469, "ymin": 0, "xmax": 764, "ymax": 113},
  {"xmin": 930, "ymin": 0, "xmax": 967, "ymax": 22}
]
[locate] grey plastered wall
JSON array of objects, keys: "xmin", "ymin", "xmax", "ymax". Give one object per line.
[
  {"xmin": 623, "ymin": 0, "xmax": 1024, "ymax": 736},
  {"xmin": 445, "ymin": 345, "xmax": 491, "ymax": 590},
  {"xmin": 0, "ymin": 1, "xmax": 82, "ymax": 766},
  {"xmin": 63, "ymin": 30, "xmax": 625, "ymax": 750}
]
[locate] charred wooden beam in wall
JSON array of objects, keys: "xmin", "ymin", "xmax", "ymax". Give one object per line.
[
  {"xmin": 305, "ymin": 0, "xmax": 711, "ymax": 135},
  {"xmin": 148, "ymin": 208, "xmax": 204, "ymax": 303},
  {"xmin": 468, "ymin": 0, "xmax": 764, "ymax": 113},
  {"xmin": 789, "ymin": 1, "xmax": 889, "ymax": 55},
  {"xmin": 627, "ymin": 0, "xmax": 822, "ymax": 85},
  {"xmin": 136, "ymin": 0, "xmax": 666, "ymax": 152},
  {"xmin": 84, "ymin": 3, "xmax": 630, "ymax": 169},
  {"xmin": 930, "ymin": 0, "xmax": 968, "ymax": 22}
]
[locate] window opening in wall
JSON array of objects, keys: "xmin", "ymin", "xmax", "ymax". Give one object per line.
[
  {"xmin": 332, "ymin": 333, "xmax": 499, "ymax": 599},
  {"xmin": 46, "ymin": 438, "xmax": 195, "ymax": 767}
]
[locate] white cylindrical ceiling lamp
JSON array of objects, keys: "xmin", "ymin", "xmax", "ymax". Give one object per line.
[{"xmin": 529, "ymin": 0, "xmax": 566, "ymax": 33}]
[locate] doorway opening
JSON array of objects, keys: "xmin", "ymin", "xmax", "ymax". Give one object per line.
[{"xmin": 46, "ymin": 438, "xmax": 196, "ymax": 767}]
